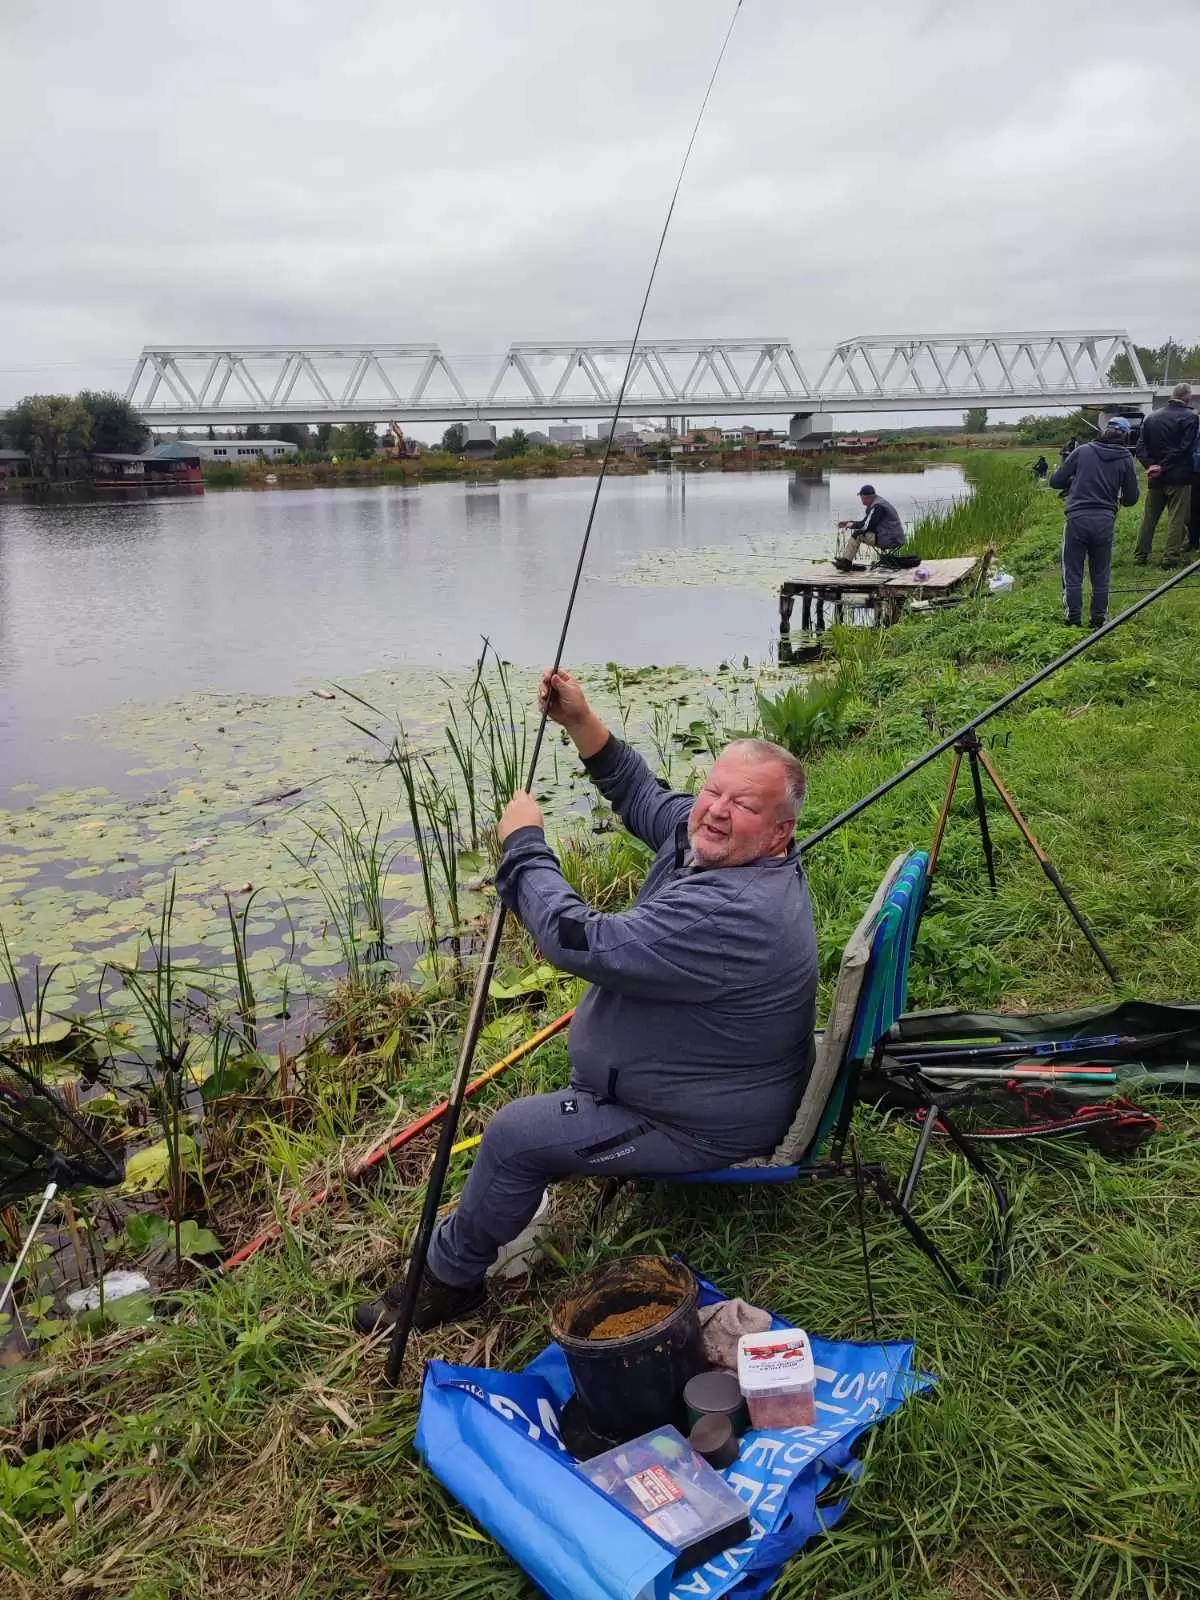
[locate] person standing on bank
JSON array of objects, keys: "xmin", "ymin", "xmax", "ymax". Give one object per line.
[
  {"xmin": 834, "ymin": 485, "xmax": 906, "ymax": 571},
  {"xmin": 1134, "ymin": 382, "xmax": 1198, "ymax": 569},
  {"xmin": 353, "ymin": 670, "xmax": 819, "ymax": 1336},
  {"xmin": 1050, "ymin": 417, "xmax": 1139, "ymax": 628}
]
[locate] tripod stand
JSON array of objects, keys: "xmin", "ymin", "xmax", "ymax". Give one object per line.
[{"xmin": 927, "ymin": 728, "xmax": 1119, "ymax": 984}]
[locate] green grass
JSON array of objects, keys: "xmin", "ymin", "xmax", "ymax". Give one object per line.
[
  {"xmin": 904, "ymin": 453, "xmax": 1039, "ymax": 561},
  {"xmin": 5, "ymin": 454, "xmax": 1200, "ymax": 1597}
]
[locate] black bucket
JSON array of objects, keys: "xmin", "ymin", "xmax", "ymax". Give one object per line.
[{"xmin": 550, "ymin": 1256, "xmax": 705, "ymax": 1444}]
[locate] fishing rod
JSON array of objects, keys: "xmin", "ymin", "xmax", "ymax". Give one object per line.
[
  {"xmin": 384, "ymin": 1, "xmax": 745, "ymax": 1387},
  {"xmin": 798, "ymin": 554, "xmax": 1200, "ymax": 854}
]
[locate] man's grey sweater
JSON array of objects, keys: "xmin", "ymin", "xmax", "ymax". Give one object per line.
[{"xmin": 495, "ymin": 737, "xmax": 818, "ymax": 1161}]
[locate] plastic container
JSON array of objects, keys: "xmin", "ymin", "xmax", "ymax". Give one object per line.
[
  {"xmin": 577, "ymin": 1425, "xmax": 751, "ymax": 1572},
  {"xmin": 737, "ymin": 1328, "xmax": 816, "ymax": 1430},
  {"xmin": 989, "ymin": 570, "xmax": 1015, "ymax": 595},
  {"xmin": 551, "ymin": 1256, "xmax": 705, "ymax": 1443},
  {"xmin": 688, "ymin": 1413, "xmax": 738, "ymax": 1470},
  {"xmin": 487, "ymin": 1189, "xmax": 549, "ymax": 1280},
  {"xmin": 683, "ymin": 1369, "xmax": 750, "ymax": 1437}
]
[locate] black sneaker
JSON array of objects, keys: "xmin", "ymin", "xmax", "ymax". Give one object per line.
[
  {"xmin": 1064, "ymin": 616, "xmax": 1082, "ymax": 628},
  {"xmin": 832, "ymin": 556, "xmax": 853, "ymax": 572},
  {"xmin": 353, "ymin": 1266, "xmax": 487, "ymax": 1336},
  {"xmin": 1159, "ymin": 559, "xmax": 1182, "ymax": 571},
  {"xmin": 1132, "ymin": 554, "xmax": 1148, "ymax": 566}
]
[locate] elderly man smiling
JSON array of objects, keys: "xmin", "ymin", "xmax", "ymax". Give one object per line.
[{"xmin": 355, "ymin": 668, "xmax": 818, "ymax": 1336}]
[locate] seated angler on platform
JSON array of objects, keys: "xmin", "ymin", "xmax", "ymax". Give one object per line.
[
  {"xmin": 354, "ymin": 668, "xmax": 819, "ymax": 1336},
  {"xmin": 834, "ymin": 484, "xmax": 907, "ymax": 570}
]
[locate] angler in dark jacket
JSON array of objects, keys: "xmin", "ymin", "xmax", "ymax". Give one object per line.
[
  {"xmin": 354, "ymin": 670, "xmax": 818, "ymax": 1335},
  {"xmin": 1050, "ymin": 419, "xmax": 1139, "ymax": 628},
  {"xmin": 1135, "ymin": 383, "xmax": 1198, "ymax": 568},
  {"xmin": 834, "ymin": 484, "xmax": 906, "ymax": 570}
]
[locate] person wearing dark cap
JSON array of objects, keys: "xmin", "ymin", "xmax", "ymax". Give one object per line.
[
  {"xmin": 834, "ymin": 485, "xmax": 906, "ymax": 571},
  {"xmin": 1050, "ymin": 417, "xmax": 1139, "ymax": 628}
]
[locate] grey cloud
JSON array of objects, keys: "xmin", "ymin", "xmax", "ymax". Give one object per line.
[{"xmin": 2, "ymin": 0, "xmax": 1198, "ymax": 404}]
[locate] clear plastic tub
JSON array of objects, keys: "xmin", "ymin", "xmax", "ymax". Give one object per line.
[
  {"xmin": 577, "ymin": 1425, "xmax": 750, "ymax": 1571},
  {"xmin": 737, "ymin": 1328, "xmax": 816, "ymax": 1430}
]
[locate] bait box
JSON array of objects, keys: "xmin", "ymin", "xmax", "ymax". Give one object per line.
[
  {"xmin": 576, "ymin": 1425, "xmax": 751, "ymax": 1572},
  {"xmin": 736, "ymin": 1328, "xmax": 816, "ymax": 1430}
]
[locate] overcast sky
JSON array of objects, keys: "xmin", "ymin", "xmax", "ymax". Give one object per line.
[{"xmin": 2, "ymin": 0, "xmax": 1198, "ymax": 412}]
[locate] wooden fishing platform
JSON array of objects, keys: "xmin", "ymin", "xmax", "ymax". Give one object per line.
[{"xmin": 778, "ymin": 556, "xmax": 983, "ymax": 642}]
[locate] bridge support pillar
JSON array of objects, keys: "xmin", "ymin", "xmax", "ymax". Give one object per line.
[{"xmin": 789, "ymin": 411, "xmax": 832, "ymax": 444}]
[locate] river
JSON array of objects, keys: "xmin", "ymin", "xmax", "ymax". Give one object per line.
[
  {"xmin": 0, "ymin": 467, "xmax": 964, "ymax": 794},
  {"xmin": 0, "ymin": 465, "xmax": 964, "ymax": 1032}
]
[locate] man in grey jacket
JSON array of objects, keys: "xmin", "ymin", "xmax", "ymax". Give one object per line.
[
  {"xmin": 834, "ymin": 485, "xmax": 906, "ymax": 571},
  {"xmin": 354, "ymin": 670, "xmax": 818, "ymax": 1335},
  {"xmin": 1050, "ymin": 417, "xmax": 1139, "ymax": 628}
]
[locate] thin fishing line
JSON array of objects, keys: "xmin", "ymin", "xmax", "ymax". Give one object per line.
[
  {"xmin": 384, "ymin": 0, "xmax": 746, "ymax": 1386},
  {"xmin": 524, "ymin": 0, "xmax": 745, "ymax": 783}
]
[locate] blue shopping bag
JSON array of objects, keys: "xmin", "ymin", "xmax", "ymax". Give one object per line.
[{"xmin": 415, "ymin": 1273, "xmax": 932, "ymax": 1600}]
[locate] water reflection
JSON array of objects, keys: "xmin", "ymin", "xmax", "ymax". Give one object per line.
[{"xmin": 0, "ymin": 466, "xmax": 964, "ymax": 790}]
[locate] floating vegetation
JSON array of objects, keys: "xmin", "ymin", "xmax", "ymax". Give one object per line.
[{"xmin": 1, "ymin": 658, "xmax": 774, "ymax": 1041}]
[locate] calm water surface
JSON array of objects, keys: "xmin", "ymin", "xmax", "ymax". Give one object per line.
[{"xmin": 0, "ymin": 467, "xmax": 964, "ymax": 793}]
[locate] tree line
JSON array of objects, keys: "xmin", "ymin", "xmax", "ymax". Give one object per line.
[{"xmin": 0, "ymin": 392, "xmax": 149, "ymax": 477}]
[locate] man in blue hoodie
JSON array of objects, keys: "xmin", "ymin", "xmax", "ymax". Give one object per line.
[
  {"xmin": 1050, "ymin": 418, "xmax": 1140, "ymax": 628},
  {"xmin": 354, "ymin": 670, "xmax": 819, "ymax": 1335}
]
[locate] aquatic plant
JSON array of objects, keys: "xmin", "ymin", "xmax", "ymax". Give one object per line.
[
  {"xmin": 292, "ymin": 797, "xmax": 398, "ymax": 986},
  {"xmin": 756, "ymin": 675, "xmax": 856, "ymax": 760}
]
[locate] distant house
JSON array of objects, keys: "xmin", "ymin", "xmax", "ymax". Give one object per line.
[
  {"xmin": 88, "ymin": 442, "xmax": 203, "ymax": 491},
  {"xmin": 88, "ymin": 452, "xmax": 147, "ymax": 485},
  {"xmin": 186, "ymin": 438, "xmax": 297, "ymax": 462},
  {"xmin": 0, "ymin": 448, "xmax": 31, "ymax": 480},
  {"xmin": 142, "ymin": 441, "xmax": 203, "ymax": 488}
]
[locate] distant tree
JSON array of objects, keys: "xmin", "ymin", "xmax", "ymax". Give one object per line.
[
  {"xmin": 1108, "ymin": 339, "xmax": 1200, "ymax": 386},
  {"xmin": 334, "ymin": 422, "xmax": 380, "ymax": 458},
  {"xmin": 76, "ymin": 390, "xmax": 149, "ymax": 455},
  {"xmin": 1015, "ymin": 409, "xmax": 1095, "ymax": 447},
  {"xmin": 1, "ymin": 394, "xmax": 92, "ymax": 477},
  {"xmin": 315, "ymin": 422, "xmax": 334, "ymax": 449},
  {"xmin": 274, "ymin": 422, "xmax": 313, "ymax": 451},
  {"xmin": 241, "ymin": 423, "xmax": 266, "ymax": 441},
  {"xmin": 964, "ymin": 407, "xmax": 988, "ymax": 433},
  {"xmin": 441, "ymin": 423, "xmax": 466, "ymax": 453},
  {"xmin": 207, "ymin": 425, "xmax": 217, "ymax": 441},
  {"xmin": 495, "ymin": 427, "xmax": 530, "ymax": 459}
]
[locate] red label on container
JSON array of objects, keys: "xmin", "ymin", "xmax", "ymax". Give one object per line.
[{"xmin": 625, "ymin": 1465, "xmax": 684, "ymax": 1513}]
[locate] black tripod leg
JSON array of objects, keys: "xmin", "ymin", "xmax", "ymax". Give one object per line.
[
  {"xmin": 977, "ymin": 749, "xmax": 1119, "ymax": 984},
  {"xmin": 967, "ymin": 749, "xmax": 998, "ymax": 893}
]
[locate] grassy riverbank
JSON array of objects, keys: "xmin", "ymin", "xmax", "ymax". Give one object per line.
[{"xmin": 4, "ymin": 454, "xmax": 1200, "ymax": 1598}]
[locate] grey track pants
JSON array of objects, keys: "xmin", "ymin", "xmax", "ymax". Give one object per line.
[
  {"xmin": 1061, "ymin": 516, "xmax": 1114, "ymax": 626},
  {"xmin": 426, "ymin": 1089, "xmax": 729, "ymax": 1287}
]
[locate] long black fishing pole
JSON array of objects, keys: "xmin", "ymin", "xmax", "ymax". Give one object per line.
[
  {"xmin": 798, "ymin": 555, "xmax": 1200, "ymax": 854},
  {"xmin": 385, "ymin": 1, "xmax": 745, "ymax": 1387}
]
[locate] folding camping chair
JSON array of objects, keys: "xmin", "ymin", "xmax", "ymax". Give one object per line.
[{"xmin": 671, "ymin": 849, "xmax": 1011, "ymax": 1296}]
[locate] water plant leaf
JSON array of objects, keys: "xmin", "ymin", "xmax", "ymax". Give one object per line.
[
  {"xmin": 120, "ymin": 1135, "xmax": 199, "ymax": 1194},
  {"xmin": 488, "ymin": 962, "xmax": 557, "ymax": 1000}
]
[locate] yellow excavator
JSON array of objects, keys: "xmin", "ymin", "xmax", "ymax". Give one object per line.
[{"xmin": 387, "ymin": 421, "xmax": 420, "ymax": 458}]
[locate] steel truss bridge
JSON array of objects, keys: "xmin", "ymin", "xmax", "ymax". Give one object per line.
[{"xmin": 125, "ymin": 331, "xmax": 1154, "ymax": 427}]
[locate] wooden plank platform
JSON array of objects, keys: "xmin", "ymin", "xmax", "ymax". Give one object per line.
[{"xmin": 778, "ymin": 555, "xmax": 982, "ymax": 638}]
